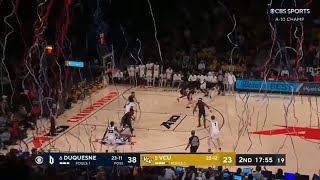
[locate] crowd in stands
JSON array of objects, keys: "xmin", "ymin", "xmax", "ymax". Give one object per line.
[{"xmin": 0, "ymin": 74, "xmax": 107, "ymax": 149}]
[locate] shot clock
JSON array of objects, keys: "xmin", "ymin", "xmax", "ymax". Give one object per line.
[{"xmin": 236, "ymin": 154, "xmax": 286, "ymax": 166}]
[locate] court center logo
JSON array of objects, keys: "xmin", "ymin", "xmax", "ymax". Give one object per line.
[{"xmin": 160, "ymin": 115, "xmax": 181, "ymax": 129}]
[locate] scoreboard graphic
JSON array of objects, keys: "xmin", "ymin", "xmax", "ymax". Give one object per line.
[{"xmin": 34, "ymin": 152, "xmax": 286, "ymax": 167}]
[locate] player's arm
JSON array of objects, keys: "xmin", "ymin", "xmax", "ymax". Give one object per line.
[
  {"xmin": 114, "ymin": 127, "xmax": 119, "ymax": 133},
  {"xmin": 134, "ymin": 97, "xmax": 140, "ymax": 104},
  {"xmin": 204, "ymin": 102, "xmax": 211, "ymax": 112},
  {"xmin": 123, "ymin": 98, "xmax": 129, "ymax": 108},
  {"xmin": 114, "ymin": 127, "xmax": 119, "ymax": 136},
  {"xmin": 193, "ymin": 103, "xmax": 198, "ymax": 114},
  {"xmin": 102, "ymin": 128, "xmax": 108, "ymax": 139}
]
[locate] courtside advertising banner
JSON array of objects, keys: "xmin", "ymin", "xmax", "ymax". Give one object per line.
[{"xmin": 236, "ymin": 79, "xmax": 320, "ymax": 95}]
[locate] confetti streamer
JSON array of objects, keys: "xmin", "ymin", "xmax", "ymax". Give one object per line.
[
  {"xmin": 217, "ymin": 0, "xmax": 239, "ymax": 66},
  {"xmin": 130, "ymin": 53, "xmax": 139, "ymax": 65},
  {"xmin": 227, "ymin": 14, "xmax": 238, "ymax": 66},
  {"xmin": 146, "ymin": 0, "xmax": 163, "ymax": 73},
  {"xmin": 1, "ymin": 0, "xmax": 16, "ymax": 104},
  {"xmin": 136, "ymin": 38, "xmax": 143, "ymax": 64},
  {"xmin": 21, "ymin": 0, "xmax": 56, "ymax": 151},
  {"xmin": 218, "ymin": 0, "xmax": 251, "ymax": 151}
]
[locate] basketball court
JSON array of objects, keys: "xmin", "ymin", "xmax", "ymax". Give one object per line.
[{"xmin": 10, "ymin": 85, "xmax": 320, "ymax": 175}]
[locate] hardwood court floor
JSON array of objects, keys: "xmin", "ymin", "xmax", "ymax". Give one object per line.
[{"xmin": 13, "ymin": 85, "xmax": 320, "ymax": 176}]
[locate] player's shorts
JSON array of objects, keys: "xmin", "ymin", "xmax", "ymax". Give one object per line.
[
  {"xmin": 146, "ymin": 73, "xmax": 152, "ymax": 82},
  {"xmin": 211, "ymin": 130, "xmax": 220, "ymax": 139},
  {"xmin": 187, "ymin": 94, "xmax": 193, "ymax": 101},
  {"xmin": 200, "ymin": 83, "xmax": 206, "ymax": 90},
  {"xmin": 108, "ymin": 137, "xmax": 117, "ymax": 146},
  {"xmin": 146, "ymin": 71, "xmax": 152, "ymax": 77},
  {"xmin": 199, "ymin": 111, "xmax": 206, "ymax": 118},
  {"xmin": 153, "ymin": 73, "xmax": 159, "ymax": 78}
]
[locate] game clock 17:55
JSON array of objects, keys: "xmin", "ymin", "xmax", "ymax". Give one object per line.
[{"xmin": 236, "ymin": 154, "xmax": 286, "ymax": 166}]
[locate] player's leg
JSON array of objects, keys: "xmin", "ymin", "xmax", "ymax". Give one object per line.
[
  {"xmin": 149, "ymin": 76, "xmax": 152, "ymax": 87},
  {"xmin": 146, "ymin": 76, "xmax": 149, "ymax": 87},
  {"xmin": 216, "ymin": 137, "xmax": 221, "ymax": 150},
  {"xmin": 177, "ymin": 80, "xmax": 182, "ymax": 89},
  {"xmin": 203, "ymin": 113, "xmax": 207, "ymax": 128},
  {"xmin": 186, "ymin": 94, "xmax": 193, "ymax": 108},
  {"xmin": 197, "ymin": 114, "xmax": 201, "ymax": 127},
  {"xmin": 167, "ymin": 79, "xmax": 171, "ymax": 87},
  {"xmin": 177, "ymin": 95, "xmax": 186, "ymax": 102},
  {"xmin": 112, "ymin": 138, "xmax": 118, "ymax": 153},
  {"xmin": 105, "ymin": 137, "xmax": 111, "ymax": 153},
  {"xmin": 231, "ymin": 83, "xmax": 234, "ymax": 95},
  {"xmin": 207, "ymin": 137, "xmax": 211, "ymax": 152},
  {"xmin": 106, "ymin": 138, "xmax": 116, "ymax": 153},
  {"xmin": 177, "ymin": 90, "xmax": 185, "ymax": 101},
  {"xmin": 153, "ymin": 76, "xmax": 157, "ymax": 87},
  {"xmin": 186, "ymin": 99, "xmax": 192, "ymax": 108},
  {"xmin": 212, "ymin": 131, "xmax": 221, "ymax": 151},
  {"xmin": 149, "ymin": 76, "xmax": 153, "ymax": 87},
  {"xmin": 134, "ymin": 74, "xmax": 138, "ymax": 87},
  {"xmin": 207, "ymin": 137, "xmax": 215, "ymax": 152},
  {"xmin": 150, "ymin": 75, "xmax": 153, "ymax": 87},
  {"xmin": 119, "ymin": 122, "xmax": 127, "ymax": 134},
  {"xmin": 128, "ymin": 120, "xmax": 134, "ymax": 136}
]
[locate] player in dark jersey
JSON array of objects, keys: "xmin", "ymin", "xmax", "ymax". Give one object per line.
[
  {"xmin": 119, "ymin": 108, "xmax": 135, "ymax": 136},
  {"xmin": 193, "ymin": 98, "xmax": 211, "ymax": 127},
  {"xmin": 177, "ymin": 88, "xmax": 188, "ymax": 102},
  {"xmin": 127, "ymin": 92, "xmax": 139, "ymax": 104},
  {"xmin": 186, "ymin": 88, "xmax": 195, "ymax": 108}
]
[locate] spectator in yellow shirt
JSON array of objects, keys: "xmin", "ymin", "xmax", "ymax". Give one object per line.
[
  {"xmin": 222, "ymin": 63, "xmax": 229, "ymax": 72},
  {"xmin": 210, "ymin": 59, "xmax": 218, "ymax": 71},
  {"xmin": 235, "ymin": 63, "xmax": 242, "ymax": 73}
]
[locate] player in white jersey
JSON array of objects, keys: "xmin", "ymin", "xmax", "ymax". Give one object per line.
[
  {"xmin": 159, "ymin": 72, "xmax": 166, "ymax": 87},
  {"xmin": 145, "ymin": 61, "xmax": 154, "ymax": 87},
  {"xmin": 124, "ymin": 101, "xmax": 135, "ymax": 114},
  {"xmin": 103, "ymin": 121, "xmax": 119, "ymax": 152},
  {"xmin": 165, "ymin": 67, "xmax": 173, "ymax": 87},
  {"xmin": 153, "ymin": 62, "xmax": 160, "ymax": 87},
  {"xmin": 138, "ymin": 64, "xmax": 146, "ymax": 87},
  {"xmin": 199, "ymin": 74, "xmax": 209, "ymax": 96},
  {"xmin": 208, "ymin": 73, "xmax": 218, "ymax": 98},
  {"xmin": 124, "ymin": 92, "xmax": 139, "ymax": 114},
  {"xmin": 207, "ymin": 115, "xmax": 221, "ymax": 152},
  {"xmin": 127, "ymin": 65, "xmax": 135, "ymax": 85}
]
